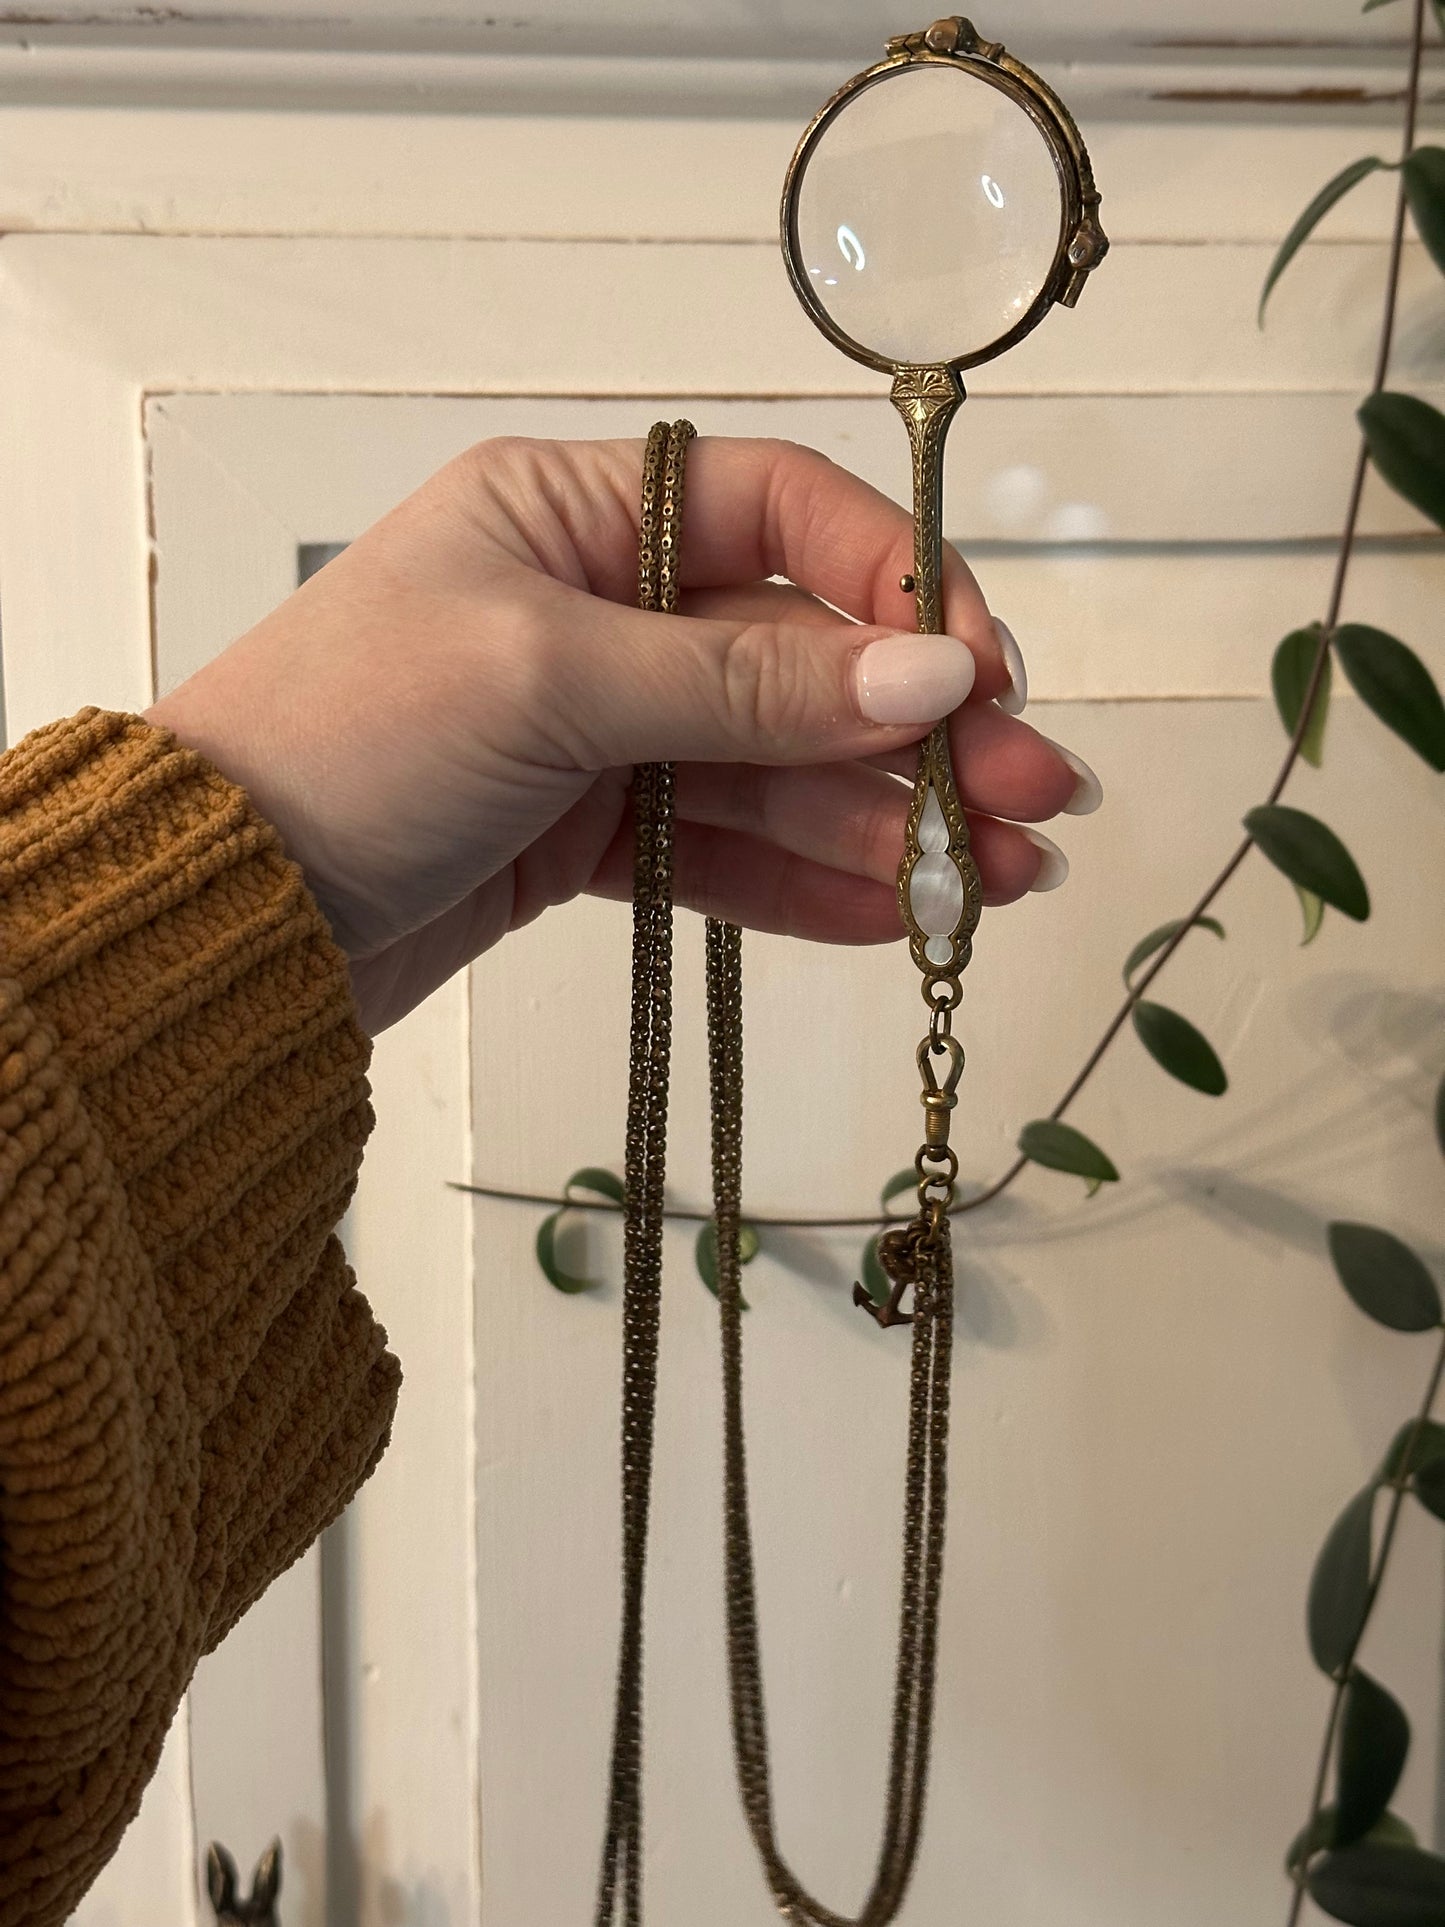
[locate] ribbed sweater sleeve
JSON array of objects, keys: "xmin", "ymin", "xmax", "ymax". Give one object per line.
[{"xmin": 0, "ymin": 707, "xmax": 401, "ymax": 1926}]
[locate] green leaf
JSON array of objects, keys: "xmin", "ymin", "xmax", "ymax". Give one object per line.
[
  {"xmin": 1289, "ymin": 1809, "xmax": 1417, "ymax": 1877},
  {"xmin": 1018, "ymin": 1119, "xmax": 1120, "ymax": 1189},
  {"xmin": 1404, "ymin": 146, "xmax": 1445, "ymax": 277},
  {"xmin": 1308, "ymin": 1844, "xmax": 1445, "ymax": 1925},
  {"xmin": 881, "ymin": 1169, "xmax": 917, "ymax": 1214},
  {"xmin": 1245, "ymin": 805, "xmax": 1370, "ymax": 922},
  {"xmin": 1260, "ymin": 157, "xmax": 1389, "ymax": 322},
  {"xmin": 1437, "ymin": 1070, "xmax": 1445, "ymax": 1160},
  {"xmin": 1297, "ymin": 885, "xmax": 1327, "ymax": 946},
  {"xmin": 1131, "ymin": 1002, "xmax": 1228, "ymax": 1096},
  {"xmin": 695, "ymin": 1220, "xmax": 757, "ymax": 1307},
  {"xmin": 1362, "ymin": 0, "xmax": 1445, "ymax": 29},
  {"xmin": 1328, "ymin": 1222, "xmax": 1442, "ymax": 1332},
  {"xmin": 1273, "ymin": 627, "xmax": 1333, "ymax": 767},
  {"xmin": 1412, "ymin": 1458, "xmax": 1445, "ymax": 1521},
  {"xmin": 861, "ymin": 1233, "xmax": 892, "ymax": 1309},
  {"xmin": 1360, "ymin": 392, "xmax": 1445, "ymax": 532},
  {"xmin": 1333, "ymin": 625, "xmax": 1445, "ymax": 772},
  {"xmin": 1308, "ymin": 1485, "xmax": 1377, "ymax": 1676},
  {"xmin": 1121, "ymin": 916, "xmax": 1225, "ymax": 986},
  {"xmin": 1362, "ymin": 0, "xmax": 1445, "ymax": 27},
  {"xmin": 1379, "ymin": 1417, "xmax": 1445, "ymax": 1482},
  {"xmin": 564, "ymin": 1166, "xmax": 625, "ymax": 1205},
  {"xmin": 535, "ymin": 1210, "xmax": 601, "ymax": 1295},
  {"xmin": 1337, "ymin": 1671, "xmax": 1411, "ymax": 1847}
]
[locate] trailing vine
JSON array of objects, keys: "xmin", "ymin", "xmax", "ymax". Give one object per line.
[{"xmin": 454, "ymin": 1, "xmax": 1445, "ymax": 1912}]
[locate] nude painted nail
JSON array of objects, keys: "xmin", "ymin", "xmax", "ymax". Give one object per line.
[
  {"xmin": 994, "ymin": 618, "xmax": 1028, "ymax": 716},
  {"xmin": 1038, "ymin": 735, "xmax": 1103, "ymax": 816},
  {"xmin": 1020, "ymin": 825, "xmax": 1069, "ymax": 892},
  {"xmin": 854, "ymin": 633, "xmax": 976, "ymax": 725}
]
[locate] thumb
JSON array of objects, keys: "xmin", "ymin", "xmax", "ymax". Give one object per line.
[{"xmin": 543, "ymin": 597, "xmax": 978, "ymax": 770}]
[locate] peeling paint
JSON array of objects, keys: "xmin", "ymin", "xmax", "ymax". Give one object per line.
[
  {"xmin": 1153, "ymin": 85, "xmax": 1416, "ymax": 105},
  {"xmin": 1148, "ymin": 35, "xmax": 1413, "ymax": 50}
]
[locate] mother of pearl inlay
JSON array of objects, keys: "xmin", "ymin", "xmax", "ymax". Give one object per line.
[{"xmin": 908, "ymin": 782, "xmax": 965, "ymax": 968}]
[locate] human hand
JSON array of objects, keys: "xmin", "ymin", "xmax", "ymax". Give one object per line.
[{"xmin": 145, "ymin": 435, "xmax": 1100, "ymax": 1035}]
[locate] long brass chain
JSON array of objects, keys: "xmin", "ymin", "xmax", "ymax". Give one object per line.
[
  {"xmin": 597, "ymin": 422, "xmax": 959, "ymax": 1927},
  {"xmin": 594, "ymin": 420, "xmax": 693, "ymax": 1927}
]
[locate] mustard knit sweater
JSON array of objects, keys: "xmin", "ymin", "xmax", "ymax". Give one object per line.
[{"xmin": 0, "ymin": 707, "xmax": 402, "ymax": 1925}]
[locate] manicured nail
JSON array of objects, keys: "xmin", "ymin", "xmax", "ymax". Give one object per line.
[
  {"xmin": 1039, "ymin": 735, "xmax": 1103, "ymax": 816},
  {"xmin": 994, "ymin": 618, "xmax": 1028, "ymax": 715},
  {"xmin": 854, "ymin": 633, "xmax": 976, "ymax": 725},
  {"xmin": 1020, "ymin": 825, "xmax": 1069, "ymax": 892}
]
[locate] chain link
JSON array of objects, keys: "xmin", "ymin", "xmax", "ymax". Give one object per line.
[{"xmin": 596, "ymin": 421, "xmax": 958, "ymax": 1927}]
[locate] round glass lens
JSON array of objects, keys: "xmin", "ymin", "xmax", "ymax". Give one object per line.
[{"xmin": 792, "ymin": 62, "xmax": 1064, "ymax": 366}]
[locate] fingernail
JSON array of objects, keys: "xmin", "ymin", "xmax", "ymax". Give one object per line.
[
  {"xmin": 854, "ymin": 633, "xmax": 976, "ymax": 725},
  {"xmin": 1038, "ymin": 735, "xmax": 1103, "ymax": 816},
  {"xmin": 1020, "ymin": 825, "xmax": 1069, "ymax": 892},
  {"xmin": 994, "ymin": 619, "xmax": 1028, "ymax": 715}
]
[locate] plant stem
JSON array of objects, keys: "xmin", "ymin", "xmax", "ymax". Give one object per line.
[
  {"xmin": 448, "ymin": 1179, "xmax": 909, "ymax": 1231},
  {"xmin": 1286, "ymin": 1315, "xmax": 1445, "ymax": 1925},
  {"xmin": 1281, "ymin": 29, "xmax": 1433, "ymax": 1871},
  {"xmin": 959, "ymin": 0, "xmax": 1429, "ymax": 1218}
]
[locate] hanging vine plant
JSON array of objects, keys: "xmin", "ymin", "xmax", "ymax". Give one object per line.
[{"xmin": 455, "ymin": 0, "xmax": 1445, "ymax": 1916}]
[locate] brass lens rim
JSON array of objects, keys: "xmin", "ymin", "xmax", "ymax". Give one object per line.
[{"xmin": 780, "ymin": 29, "xmax": 1106, "ymax": 376}]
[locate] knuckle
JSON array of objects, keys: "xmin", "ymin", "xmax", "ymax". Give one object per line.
[{"xmin": 719, "ymin": 623, "xmax": 815, "ymax": 750}]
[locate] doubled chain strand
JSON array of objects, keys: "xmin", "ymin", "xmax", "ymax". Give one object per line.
[
  {"xmin": 600, "ymin": 421, "xmax": 958, "ymax": 1927},
  {"xmin": 706, "ymin": 904, "xmax": 955, "ymax": 1924},
  {"xmin": 594, "ymin": 422, "xmax": 693, "ymax": 1927}
]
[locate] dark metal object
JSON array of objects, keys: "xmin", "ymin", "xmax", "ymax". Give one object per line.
[
  {"xmin": 206, "ymin": 1841, "xmax": 281, "ymax": 1927},
  {"xmin": 596, "ymin": 28, "xmax": 1104, "ymax": 1914},
  {"xmin": 593, "ymin": 419, "xmax": 693, "ymax": 1927}
]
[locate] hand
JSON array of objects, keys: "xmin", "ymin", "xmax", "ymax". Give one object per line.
[{"xmin": 145, "ymin": 435, "xmax": 1100, "ymax": 1035}]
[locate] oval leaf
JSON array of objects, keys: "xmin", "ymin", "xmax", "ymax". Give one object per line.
[
  {"xmin": 1289, "ymin": 1809, "xmax": 1417, "ymax": 1877},
  {"xmin": 1404, "ymin": 146, "xmax": 1445, "ymax": 277},
  {"xmin": 1308, "ymin": 1844, "xmax": 1445, "ymax": 1926},
  {"xmin": 565, "ymin": 1165, "xmax": 625, "ymax": 1206},
  {"xmin": 695, "ymin": 1220, "xmax": 755, "ymax": 1307},
  {"xmin": 1379, "ymin": 1417, "xmax": 1445, "ymax": 1482},
  {"xmin": 1328, "ymin": 1222, "xmax": 1442, "ymax": 1332},
  {"xmin": 881, "ymin": 1169, "xmax": 917, "ymax": 1213},
  {"xmin": 1273, "ymin": 627, "xmax": 1333, "ymax": 767},
  {"xmin": 1363, "ymin": 0, "xmax": 1445, "ymax": 27},
  {"xmin": 1245, "ymin": 805, "xmax": 1370, "ymax": 922},
  {"xmin": 1259, "ymin": 157, "xmax": 1388, "ymax": 322},
  {"xmin": 1297, "ymin": 884, "xmax": 1327, "ymax": 947},
  {"xmin": 1309, "ymin": 1485, "xmax": 1377, "ymax": 1676},
  {"xmin": 1122, "ymin": 916, "xmax": 1225, "ymax": 986},
  {"xmin": 1360, "ymin": 392, "xmax": 1445, "ymax": 533},
  {"xmin": 536, "ymin": 1210, "xmax": 601, "ymax": 1295},
  {"xmin": 1411, "ymin": 1458, "xmax": 1445, "ymax": 1522},
  {"xmin": 1333, "ymin": 625, "xmax": 1445, "ymax": 772},
  {"xmin": 1018, "ymin": 1119, "xmax": 1120, "ymax": 1188},
  {"xmin": 861, "ymin": 1233, "xmax": 891, "ymax": 1309},
  {"xmin": 1337, "ymin": 1671, "xmax": 1411, "ymax": 1847},
  {"xmin": 1132, "ymin": 1001, "xmax": 1228, "ymax": 1096}
]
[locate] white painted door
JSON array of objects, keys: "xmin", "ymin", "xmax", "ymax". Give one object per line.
[{"xmin": 2, "ymin": 105, "xmax": 1443, "ymax": 1927}]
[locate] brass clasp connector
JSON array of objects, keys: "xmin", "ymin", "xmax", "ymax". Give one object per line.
[{"xmin": 916, "ymin": 1033, "xmax": 964, "ymax": 1153}]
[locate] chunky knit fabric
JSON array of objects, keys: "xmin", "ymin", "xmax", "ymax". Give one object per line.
[{"xmin": 0, "ymin": 708, "xmax": 401, "ymax": 1925}]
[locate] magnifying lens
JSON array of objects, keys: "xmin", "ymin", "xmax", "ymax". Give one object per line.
[{"xmin": 782, "ymin": 13, "xmax": 1106, "ymax": 981}]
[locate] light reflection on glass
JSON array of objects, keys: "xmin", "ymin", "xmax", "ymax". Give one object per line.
[
  {"xmin": 792, "ymin": 63, "xmax": 1063, "ymax": 365},
  {"xmin": 836, "ymin": 223, "xmax": 866, "ymax": 270}
]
